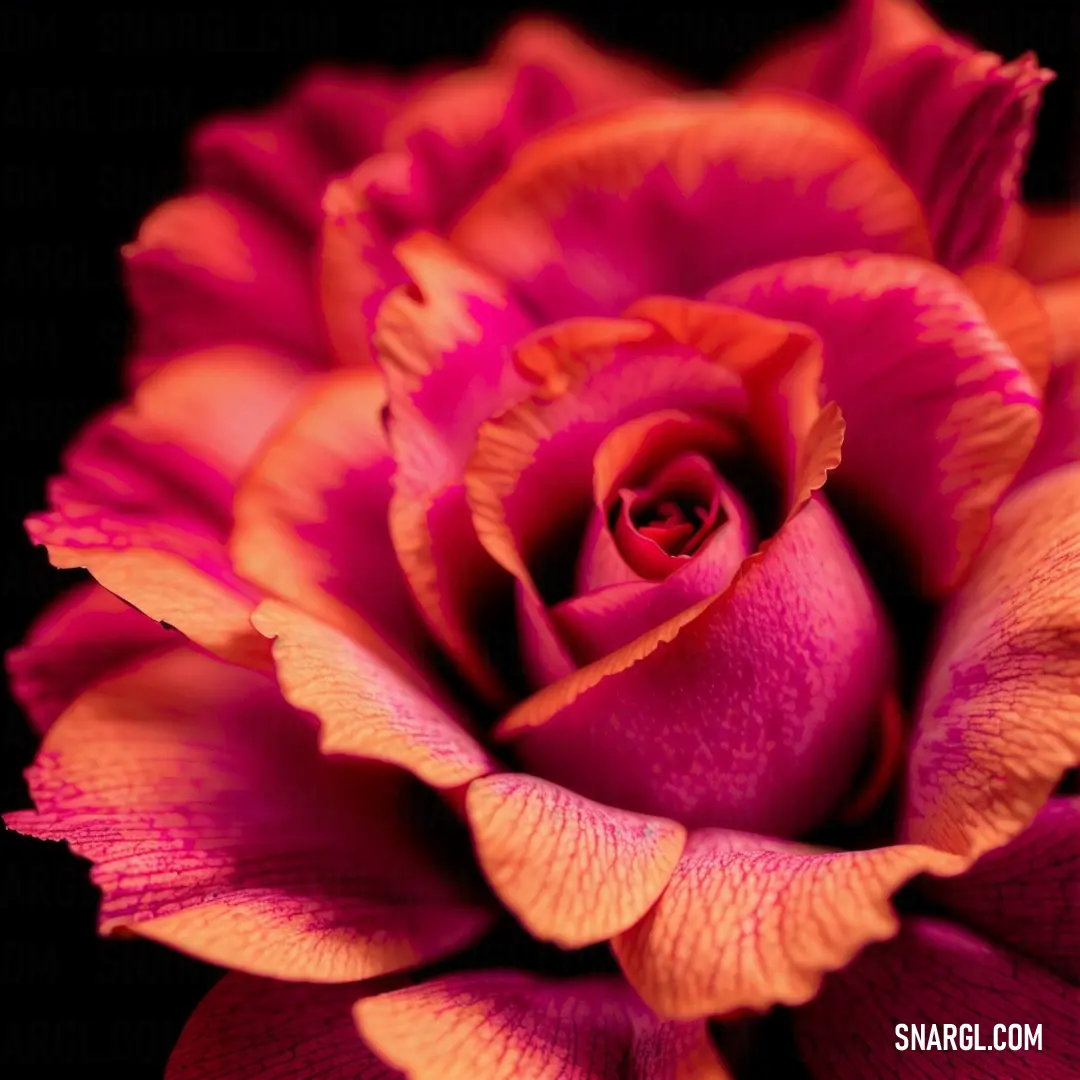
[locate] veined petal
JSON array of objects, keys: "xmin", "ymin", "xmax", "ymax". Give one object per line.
[
  {"xmin": 166, "ymin": 973, "xmax": 403, "ymax": 1079},
  {"xmin": 251, "ymin": 600, "xmax": 496, "ymax": 789},
  {"xmin": 795, "ymin": 918, "xmax": 1080, "ymax": 1078},
  {"xmin": 613, "ymin": 830, "xmax": 962, "ymax": 1020},
  {"xmin": 5, "ymin": 648, "xmax": 493, "ymax": 981},
  {"xmin": 356, "ymin": 971, "xmax": 731, "ymax": 1080},
  {"xmin": 465, "ymin": 773, "xmax": 686, "ymax": 948},
  {"xmin": 922, "ymin": 797, "xmax": 1080, "ymax": 984},
  {"xmin": 7, "ymin": 582, "xmax": 176, "ymax": 735},
  {"xmin": 904, "ymin": 462, "xmax": 1080, "ymax": 859}
]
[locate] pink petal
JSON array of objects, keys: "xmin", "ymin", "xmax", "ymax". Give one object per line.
[
  {"xmin": 712, "ymin": 253, "xmax": 1043, "ymax": 595},
  {"xmin": 5, "ymin": 647, "xmax": 493, "ymax": 981},
  {"xmin": 27, "ymin": 350, "xmax": 309, "ymax": 668},
  {"xmin": 251, "ymin": 600, "xmax": 496, "ymax": 790},
  {"xmin": 464, "ymin": 772, "xmax": 685, "ymax": 948},
  {"xmin": 497, "ymin": 497, "xmax": 892, "ymax": 838},
  {"xmin": 614, "ymin": 830, "xmax": 961, "ymax": 1019},
  {"xmin": 450, "ymin": 94, "xmax": 930, "ymax": 321},
  {"xmin": 230, "ymin": 367, "xmax": 428, "ymax": 661},
  {"xmin": 1019, "ymin": 356, "xmax": 1080, "ymax": 483},
  {"xmin": 903, "ymin": 462, "xmax": 1080, "ymax": 860},
  {"xmin": 795, "ymin": 918, "xmax": 1080, "ymax": 1078},
  {"xmin": 376, "ymin": 235, "xmax": 538, "ymax": 699},
  {"xmin": 355, "ymin": 971, "xmax": 730, "ymax": 1079},
  {"xmin": 166, "ymin": 973, "xmax": 403, "ymax": 1079},
  {"xmin": 191, "ymin": 68, "xmax": 404, "ymax": 238},
  {"xmin": 922, "ymin": 797, "xmax": 1080, "ymax": 984},
  {"xmin": 7, "ymin": 582, "xmax": 175, "ymax": 735},
  {"xmin": 124, "ymin": 192, "xmax": 328, "ymax": 371}
]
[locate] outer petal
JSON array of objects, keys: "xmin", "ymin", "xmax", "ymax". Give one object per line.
[
  {"xmin": 921, "ymin": 797, "xmax": 1080, "ymax": 984},
  {"xmin": 166, "ymin": 973, "xmax": 403, "ymax": 1079},
  {"xmin": 497, "ymin": 498, "xmax": 892, "ymax": 838},
  {"xmin": 356, "ymin": 971, "xmax": 731, "ymax": 1080},
  {"xmin": 7, "ymin": 582, "xmax": 175, "ymax": 735},
  {"xmin": 191, "ymin": 67, "xmax": 404, "ymax": 239},
  {"xmin": 449, "ymin": 94, "xmax": 931, "ymax": 321},
  {"xmin": 1015, "ymin": 205, "xmax": 1080, "ymax": 284},
  {"xmin": 903, "ymin": 462, "xmax": 1080, "ymax": 859},
  {"xmin": 230, "ymin": 367, "xmax": 427, "ymax": 658},
  {"xmin": 465, "ymin": 773, "xmax": 686, "ymax": 948},
  {"xmin": 794, "ymin": 918, "xmax": 1080, "ymax": 1078},
  {"xmin": 492, "ymin": 17, "xmax": 683, "ymax": 109},
  {"xmin": 27, "ymin": 349, "xmax": 308, "ymax": 667},
  {"xmin": 318, "ymin": 65, "xmax": 572, "ymax": 370},
  {"xmin": 4, "ymin": 647, "xmax": 492, "ymax": 981},
  {"xmin": 613, "ymin": 830, "xmax": 961, "ymax": 1020},
  {"xmin": 123, "ymin": 192, "xmax": 328, "ymax": 372},
  {"xmin": 1019, "ymin": 357, "xmax": 1080, "ymax": 482},
  {"xmin": 712, "ymin": 254, "xmax": 1043, "ymax": 594},
  {"xmin": 1038, "ymin": 278, "xmax": 1080, "ymax": 367},
  {"xmin": 251, "ymin": 599, "xmax": 496, "ymax": 789}
]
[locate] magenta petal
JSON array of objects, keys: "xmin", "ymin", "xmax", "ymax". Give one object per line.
[
  {"xmin": 922, "ymin": 797, "xmax": 1080, "ymax": 984},
  {"xmin": 166, "ymin": 973, "xmax": 403, "ymax": 1079},
  {"xmin": 5, "ymin": 647, "xmax": 493, "ymax": 981},
  {"xmin": 191, "ymin": 68, "xmax": 404, "ymax": 238},
  {"xmin": 712, "ymin": 254, "xmax": 1042, "ymax": 594},
  {"xmin": 795, "ymin": 917, "xmax": 1080, "ymax": 1079},
  {"xmin": 7, "ymin": 583, "xmax": 175, "ymax": 736},
  {"xmin": 499, "ymin": 498, "xmax": 892, "ymax": 837},
  {"xmin": 124, "ymin": 191, "xmax": 328, "ymax": 368}
]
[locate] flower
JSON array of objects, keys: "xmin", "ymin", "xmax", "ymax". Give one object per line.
[{"xmin": 6, "ymin": 1, "xmax": 1080, "ymax": 1076}]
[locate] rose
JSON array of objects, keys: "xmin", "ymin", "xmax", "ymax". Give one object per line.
[{"xmin": 7, "ymin": 2, "xmax": 1080, "ymax": 1077}]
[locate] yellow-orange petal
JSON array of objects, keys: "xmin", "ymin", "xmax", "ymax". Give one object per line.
[
  {"xmin": 356, "ymin": 972, "xmax": 732, "ymax": 1080},
  {"xmin": 903, "ymin": 461, "xmax": 1080, "ymax": 860},
  {"xmin": 612, "ymin": 830, "xmax": 963, "ymax": 1019},
  {"xmin": 251, "ymin": 599, "xmax": 495, "ymax": 788},
  {"xmin": 961, "ymin": 263, "xmax": 1052, "ymax": 390},
  {"xmin": 465, "ymin": 773, "xmax": 686, "ymax": 948}
]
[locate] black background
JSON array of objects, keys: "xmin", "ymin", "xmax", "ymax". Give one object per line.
[{"xmin": 1, "ymin": 3, "xmax": 1077, "ymax": 1076}]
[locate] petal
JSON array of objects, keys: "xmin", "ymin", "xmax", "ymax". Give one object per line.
[
  {"xmin": 492, "ymin": 17, "xmax": 683, "ymax": 110},
  {"xmin": 613, "ymin": 831, "xmax": 962, "ymax": 1020},
  {"xmin": 961, "ymin": 263, "xmax": 1052, "ymax": 390},
  {"xmin": 26, "ymin": 510, "xmax": 270, "ymax": 669},
  {"xmin": 230, "ymin": 366, "xmax": 427, "ymax": 659},
  {"xmin": 51, "ymin": 348, "xmax": 309, "ymax": 529},
  {"xmin": 5, "ymin": 647, "xmax": 493, "ymax": 981},
  {"xmin": 712, "ymin": 254, "xmax": 1043, "ymax": 594},
  {"xmin": 1015, "ymin": 205, "xmax": 1080, "ymax": 283},
  {"xmin": 166, "ymin": 973, "xmax": 402, "ymax": 1079},
  {"xmin": 318, "ymin": 64, "xmax": 573, "ymax": 371},
  {"xmin": 922, "ymin": 796, "xmax": 1080, "ymax": 984},
  {"xmin": 465, "ymin": 773, "xmax": 686, "ymax": 948},
  {"xmin": 124, "ymin": 192, "xmax": 328, "ymax": 369},
  {"xmin": 903, "ymin": 462, "xmax": 1080, "ymax": 859},
  {"xmin": 28, "ymin": 349, "xmax": 309, "ymax": 667},
  {"xmin": 251, "ymin": 599, "xmax": 496, "ymax": 789},
  {"xmin": 1019, "ymin": 356, "xmax": 1080, "ymax": 482},
  {"xmin": 794, "ymin": 918, "xmax": 1080, "ymax": 1079},
  {"xmin": 7, "ymin": 582, "xmax": 175, "ymax": 735},
  {"xmin": 191, "ymin": 67, "xmax": 402, "ymax": 239},
  {"xmin": 497, "ymin": 497, "xmax": 892, "ymax": 838},
  {"xmin": 832, "ymin": 47, "xmax": 1050, "ymax": 269},
  {"xmin": 450, "ymin": 94, "xmax": 930, "ymax": 320},
  {"xmin": 356, "ymin": 971, "xmax": 731, "ymax": 1080},
  {"xmin": 376, "ymin": 235, "xmax": 538, "ymax": 698},
  {"xmin": 1038, "ymin": 278, "xmax": 1080, "ymax": 367}
]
